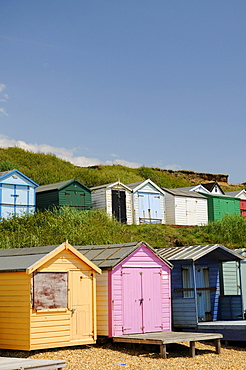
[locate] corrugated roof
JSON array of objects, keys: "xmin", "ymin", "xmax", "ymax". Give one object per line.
[
  {"xmin": 157, "ymin": 244, "xmax": 244, "ymax": 262},
  {"xmin": 76, "ymin": 241, "xmax": 173, "ymax": 269},
  {"xmin": 162, "ymin": 188, "xmax": 207, "ymax": 199},
  {"xmin": 0, "ymin": 245, "xmax": 59, "ymax": 272}
]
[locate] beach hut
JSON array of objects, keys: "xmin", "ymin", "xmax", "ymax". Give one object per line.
[
  {"xmin": 76, "ymin": 241, "xmax": 173, "ymax": 337},
  {"xmin": 0, "ymin": 169, "xmax": 38, "ymax": 220},
  {"xmin": 225, "ymin": 189, "xmax": 246, "ymax": 217},
  {"xmin": 90, "ymin": 181, "xmax": 133, "ymax": 224},
  {"xmin": 126, "ymin": 179, "xmax": 166, "ymax": 224},
  {"xmin": 162, "ymin": 188, "xmax": 208, "ymax": 226},
  {"xmin": 201, "ymin": 193, "xmax": 240, "ymax": 222},
  {"xmin": 157, "ymin": 244, "xmax": 244, "ymax": 329},
  {"xmin": 36, "ymin": 178, "xmax": 92, "ymax": 211},
  {"xmin": 0, "ymin": 241, "xmax": 101, "ymax": 351}
]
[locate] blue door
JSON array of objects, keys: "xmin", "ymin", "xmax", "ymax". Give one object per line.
[
  {"xmin": 195, "ymin": 266, "xmax": 211, "ymax": 322},
  {"xmin": 138, "ymin": 192, "xmax": 162, "ymax": 223}
]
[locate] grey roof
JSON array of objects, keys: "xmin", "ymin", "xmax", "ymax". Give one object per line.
[
  {"xmin": 76, "ymin": 241, "xmax": 173, "ymax": 270},
  {"xmin": 126, "ymin": 181, "xmax": 144, "ymax": 190},
  {"xmin": 162, "ymin": 188, "xmax": 207, "ymax": 199},
  {"xmin": 225, "ymin": 190, "xmax": 246, "ymax": 198},
  {"xmin": 176, "ymin": 185, "xmax": 199, "ymax": 191},
  {"xmin": 36, "ymin": 179, "xmax": 90, "ymax": 193},
  {"xmin": 0, "ymin": 245, "xmax": 60, "ymax": 272},
  {"xmin": 91, "ymin": 181, "xmax": 132, "ymax": 191},
  {"xmin": 157, "ymin": 244, "xmax": 244, "ymax": 262}
]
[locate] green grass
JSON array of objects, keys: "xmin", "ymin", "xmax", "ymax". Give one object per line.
[{"xmin": 0, "ymin": 208, "xmax": 245, "ymax": 250}]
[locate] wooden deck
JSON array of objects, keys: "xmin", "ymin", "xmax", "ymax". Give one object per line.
[
  {"xmin": 113, "ymin": 331, "xmax": 223, "ymax": 359},
  {"xmin": 0, "ymin": 357, "xmax": 66, "ymax": 370},
  {"xmin": 197, "ymin": 320, "xmax": 246, "ymax": 342}
]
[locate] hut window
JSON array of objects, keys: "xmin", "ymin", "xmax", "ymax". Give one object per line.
[
  {"xmin": 182, "ymin": 266, "xmax": 194, "ymax": 298},
  {"xmin": 33, "ymin": 272, "xmax": 68, "ymax": 310}
]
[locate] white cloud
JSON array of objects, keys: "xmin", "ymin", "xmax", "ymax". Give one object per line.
[
  {"xmin": 0, "ymin": 134, "xmax": 142, "ymax": 168},
  {"xmin": 0, "ymin": 84, "xmax": 6, "ymax": 93},
  {"xmin": 0, "ymin": 84, "xmax": 9, "ymax": 116},
  {"xmin": 163, "ymin": 164, "xmax": 182, "ymax": 171},
  {"xmin": 0, "ymin": 108, "xmax": 8, "ymax": 116}
]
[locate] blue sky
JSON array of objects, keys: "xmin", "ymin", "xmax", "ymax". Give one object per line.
[{"xmin": 1, "ymin": 1, "xmax": 246, "ymax": 184}]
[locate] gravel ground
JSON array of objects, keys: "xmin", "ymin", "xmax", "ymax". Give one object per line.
[{"xmin": 1, "ymin": 341, "xmax": 246, "ymax": 370}]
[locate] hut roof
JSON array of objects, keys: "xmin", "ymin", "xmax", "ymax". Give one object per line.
[
  {"xmin": 36, "ymin": 179, "xmax": 90, "ymax": 193},
  {"xmin": 157, "ymin": 244, "xmax": 244, "ymax": 262},
  {"xmin": 162, "ymin": 188, "xmax": 207, "ymax": 199},
  {"xmin": 0, "ymin": 242, "xmax": 101, "ymax": 274},
  {"xmin": 76, "ymin": 241, "xmax": 173, "ymax": 270}
]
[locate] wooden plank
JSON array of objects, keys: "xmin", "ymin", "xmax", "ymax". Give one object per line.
[
  {"xmin": 113, "ymin": 331, "xmax": 222, "ymax": 358},
  {"xmin": 0, "ymin": 357, "xmax": 66, "ymax": 370}
]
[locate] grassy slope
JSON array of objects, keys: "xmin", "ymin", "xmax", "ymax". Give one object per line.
[
  {"xmin": 1, "ymin": 209, "xmax": 245, "ymax": 250},
  {"xmin": 0, "ymin": 147, "xmax": 245, "ymax": 250}
]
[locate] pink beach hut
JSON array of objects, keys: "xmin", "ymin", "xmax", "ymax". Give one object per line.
[{"xmin": 76, "ymin": 242, "xmax": 173, "ymax": 337}]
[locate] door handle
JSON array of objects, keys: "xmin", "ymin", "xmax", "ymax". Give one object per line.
[{"xmin": 70, "ymin": 308, "xmax": 76, "ymax": 314}]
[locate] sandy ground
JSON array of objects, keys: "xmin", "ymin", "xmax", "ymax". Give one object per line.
[{"xmin": 1, "ymin": 341, "xmax": 246, "ymax": 370}]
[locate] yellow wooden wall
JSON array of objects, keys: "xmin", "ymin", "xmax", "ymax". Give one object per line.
[
  {"xmin": 0, "ymin": 272, "xmax": 31, "ymax": 350},
  {"xmin": 30, "ymin": 249, "xmax": 97, "ymax": 350},
  {"xmin": 96, "ymin": 271, "xmax": 108, "ymax": 336}
]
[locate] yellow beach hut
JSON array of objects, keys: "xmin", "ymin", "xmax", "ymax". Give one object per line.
[{"xmin": 0, "ymin": 241, "xmax": 101, "ymax": 351}]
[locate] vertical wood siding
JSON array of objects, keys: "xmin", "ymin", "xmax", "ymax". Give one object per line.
[
  {"xmin": 0, "ymin": 272, "xmax": 31, "ymax": 350},
  {"xmin": 96, "ymin": 271, "xmax": 109, "ymax": 336},
  {"xmin": 164, "ymin": 192, "xmax": 175, "ymax": 224}
]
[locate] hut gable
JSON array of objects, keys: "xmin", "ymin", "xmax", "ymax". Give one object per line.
[
  {"xmin": 126, "ymin": 179, "xmax": 166, "ymax": 225},
  {"xmin": 0, "ymin": 242, "xmax": 101, "ymax": 351},
  {"xmin": 201, "ymin": 182, "xmax": 224, "ymax": 195},
  {"xmin": 0, "ymin": 169, "xmax": 38, "ymax": 220},
  {"xmin": 90, "ymin": 181, "xmax": 133, "ymax": 225},
  {"xmin": 158, "ymin": 245, "xmax": 244, "ymax": 328},
  {"xmin": 36, "ymin": 178, "xmax": 92, "ymax": 211},
  {"xmin": 77, "ymin": 242, "xmax": 172, "ymax": 337}
]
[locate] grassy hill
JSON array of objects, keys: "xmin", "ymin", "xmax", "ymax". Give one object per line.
[
  {"xmin": 0, "ymin": 146, "xmax": 245, "ymax": 251},
  {"xmin": 0, "ymin": 146, "xmax": 243, "ymax": 190}
]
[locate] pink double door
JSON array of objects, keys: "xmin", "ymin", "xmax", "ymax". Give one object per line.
[{"xmin": 121, "ymin": 267, "xmax": 163, "ymax": 334}]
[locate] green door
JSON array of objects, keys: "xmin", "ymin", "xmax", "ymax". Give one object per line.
[{"xmin": 65, "ymin": 190, "xmax": 85, "ymax": 209}]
